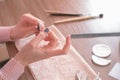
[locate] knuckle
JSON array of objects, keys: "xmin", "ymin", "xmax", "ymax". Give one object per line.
[
  {"xmin": 62, "ymin": 50, "xmax": 67, "ymax": 54},
  {"xmin": 54, "ymin": 38, "xmax": 59, "ymax": 45}
]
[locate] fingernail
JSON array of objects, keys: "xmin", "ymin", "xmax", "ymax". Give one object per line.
[{"xmin": 44, "ymin": 28, "xmax": 49, "ymax": 33}]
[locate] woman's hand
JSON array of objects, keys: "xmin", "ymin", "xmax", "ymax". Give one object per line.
[
  {"xmin": 14, "ymin": 29, "xmax": 71, "ymax": 67},
  {"xmin": 10, "ymin": 13, "xmax": 44, "ymax": 40}
]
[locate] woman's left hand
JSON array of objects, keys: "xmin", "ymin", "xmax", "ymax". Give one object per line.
[{"xmin": 10, "ymin": 13, "xmax": 44, "ymax": 40}]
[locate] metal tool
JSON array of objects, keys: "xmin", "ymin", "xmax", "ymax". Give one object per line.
[{"xmin": 71, "ymin": 32, "xmax": 120, "ymax": 39}]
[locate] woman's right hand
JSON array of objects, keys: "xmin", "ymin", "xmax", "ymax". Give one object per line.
[{"xmin": 14, "ymin": 28, "xmax": 71, "ymax": 67}]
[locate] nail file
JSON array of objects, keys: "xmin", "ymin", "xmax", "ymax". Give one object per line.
[{"xmin": 71, "ymin": 32, "xmax": 120, "ymax": 39}]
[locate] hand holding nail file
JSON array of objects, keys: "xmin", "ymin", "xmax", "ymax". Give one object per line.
[{"xmin": 71, "ymin": 32, "xmax": 120, "ymax": 39}]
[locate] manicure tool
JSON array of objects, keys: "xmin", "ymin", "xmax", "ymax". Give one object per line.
[
  {"xmin": 37, "ymin": 23, "xmax": 49, "ymax": 33},
  {"xmin": 71, "ymin": 32, "xmax": 120, "ymax": 39},
  {"xmin": 37, "ymin": 23, "xmax": 40, "ymax": 32}
]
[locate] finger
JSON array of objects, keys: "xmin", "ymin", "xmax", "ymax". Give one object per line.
[
  {"xmin": 22, "ymin": 13, "xmax": 44, "ymax": 27},
  {"xmin": 35, "ymin": 23, "xmax": 45, "ymax": 36},
  {"xmin": 43, "ymin": 30, "xmax": 59, "ymax": 49},
  {"xmin": 54, "ymin": 35, "xmax": 71, "ymax": 54},
  {"xmin": 30, "ymin": 29, "xmax": 49, "ymax": 46},
  {"xmin": 63, "ymin": 35, "xmax": 71, "ymax": 53},
  {"xmin": 21, "ymin": 13, "xmax": 38, "ymax": 25},
  {"xmin": 44, "ymin": 35, "xmax": 71, "ymax": 57},
  {"xmin": 38, "ymin": 20, "xmax": 44, "ymax": 29},
  {"xmin": 45, "ymin": 30, "xmax": 58, "ymax": 41}
]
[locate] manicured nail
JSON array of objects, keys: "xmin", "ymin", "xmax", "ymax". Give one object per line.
[{"xmin": 44, "ymin": 28, "xmax": 49, "ymax": 33}]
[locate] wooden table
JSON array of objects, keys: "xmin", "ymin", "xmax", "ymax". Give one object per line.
[{"xmin": 0, "ymin": 0, "xmax": 120, "ymax": 80}]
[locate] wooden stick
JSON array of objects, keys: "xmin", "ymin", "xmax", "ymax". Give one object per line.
[
  {"xmin": 45, "ymin": 10, "xmax": 82, "ymax": 16},
  {"xmin": 45, "ymin": 10, "xmax": 70, "ymax": 14},
  {"xmin": 54, "ymin": 14, "xmax": 103, "ymax": 24}
]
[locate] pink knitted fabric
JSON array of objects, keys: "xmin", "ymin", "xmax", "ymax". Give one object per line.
[
  {"xmin": 0, "ymin": 58, "xmax": 24, "ymax": 80},
  {"xmin": 0, "ymin": 27, "xmax": 24, "ymax": 80},
  {"xmin": 0, "ymin": 27, "xmax": 12, "ymax": 42}
]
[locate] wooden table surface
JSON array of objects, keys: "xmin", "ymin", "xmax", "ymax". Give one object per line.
[{"xmin": 0, "ymin": 0, "xmax": 120, "ymax": 80}]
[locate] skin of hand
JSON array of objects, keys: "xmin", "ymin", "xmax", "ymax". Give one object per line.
[
  {"xmin": 14, "ymin": 29, "xmax": 71, "ymax": 67},
  {"xmin": 10, "ymin": 13, "xmax": 44, "ymax": 40}
]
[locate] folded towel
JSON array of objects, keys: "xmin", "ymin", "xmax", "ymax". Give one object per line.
[{"xmin": 15, "ymin": 25, "xmax": 96, "ymax": 80}]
